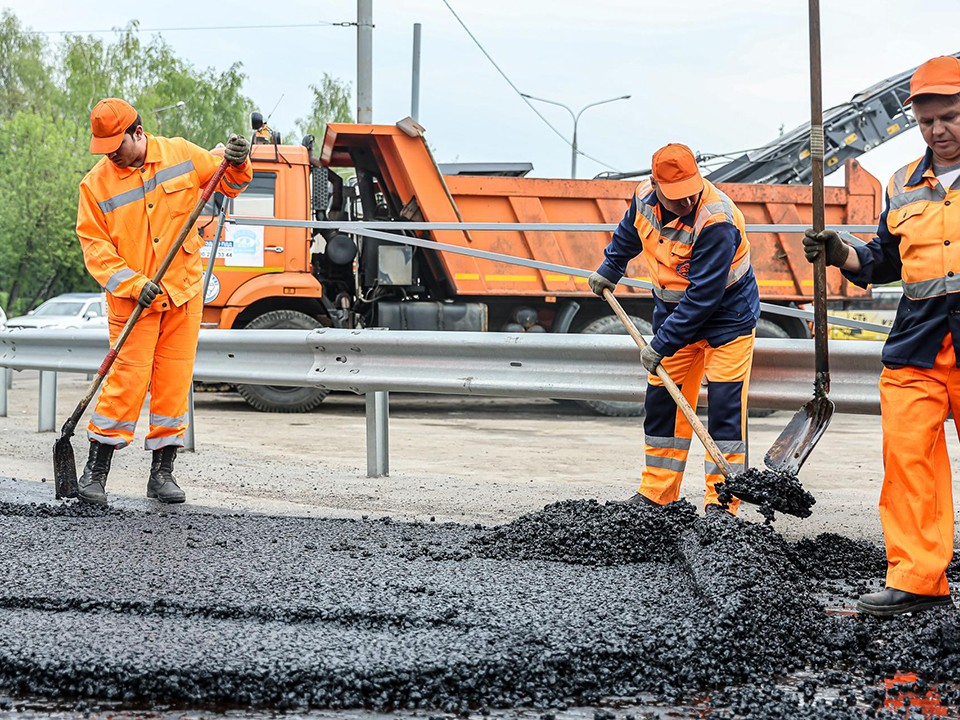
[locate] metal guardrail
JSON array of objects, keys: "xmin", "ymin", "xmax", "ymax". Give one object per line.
[
  {"xmin": 0, "ymin": 328, "xmax": 883, "ymax": 475},
  {"xmin": 230, "ymin": 218, "xmax": 893, "ymax": 335}
]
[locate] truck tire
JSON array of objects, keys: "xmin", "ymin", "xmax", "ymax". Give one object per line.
[
  {"xmin": 575, "ymin": 313, "xmax": 653, "ymax": 417},
  {"xmin": 749, "ymin": 317, "xmax": 791, "ymax": 418},
  {"xmin": 235, "ymin": 310, "xmax": 331, "ymax": 413}
]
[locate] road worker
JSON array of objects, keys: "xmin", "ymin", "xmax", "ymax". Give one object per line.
[
  {"xmin": 803, "ymin": 55, "xmax": 960, "ymax": 617},
  {"xmin": 588, "ymin": 143, "xmax": 760, "ymax": 513},
  {"xmin": 75, "ymin": 98, "xmax": 252, "ymax": 506}
]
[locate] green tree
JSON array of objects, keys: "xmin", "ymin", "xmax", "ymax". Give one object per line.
[
  {"xmin": 0, "ymin": 112, "xmax": 92, "ymax": 314},
  {"xmin": 290, "ymin": 74, "xmax": 353, "ymax": 145},
  {"xmin": 56, "ymin": 23, "xmax": 251, "ymax": 148},
  {"xmin": 0, "ymin": 12, "xmax": 270, "ymax": 313},
  {"xmin": 0, "ymin": 11, "xmax": 56, "ymax": 116}
]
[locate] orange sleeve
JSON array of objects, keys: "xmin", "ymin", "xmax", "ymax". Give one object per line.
[{"xmin": 184, "ymin": 139, "xmax": 252, "ymax": 199}]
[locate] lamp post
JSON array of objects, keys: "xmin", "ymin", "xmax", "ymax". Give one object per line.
[
  {"xmin": 521, "ymin": 93, "xmax": 630, "ymax": 178},
  {"xmin": 152, "ymin": 100, "xmax": 186, "ymax": 132}
]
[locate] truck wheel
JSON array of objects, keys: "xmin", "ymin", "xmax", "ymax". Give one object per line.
[
  {"xmin": 575, "ymin": 313, "xmax": 653, "ymax": 417},
  {"xmin": 749, "ymin": 317, "xmax": 791, "ymax": 418},
  {"xmin": 235, "ymin": 310, "xmax": 331, "ymax": 413}
]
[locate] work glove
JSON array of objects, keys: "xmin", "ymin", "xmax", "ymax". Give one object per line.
[
  {"xmin": 640, "ymin": 345, "xmax": 663, "ymax": 374},
  {"xmin": 224, "ymin": 134, "xmax": 250, "ymax": 166},
  {"xmin": 588, "ymin": 271, "xmax": 616, "ymax": 297},
  {"xmin": 802, "ymin": 229, "xmax": 849, "ymax": 267},
  {"xmin": 137, "ymin": 281, "xmax": 162, "ymax": 308}
]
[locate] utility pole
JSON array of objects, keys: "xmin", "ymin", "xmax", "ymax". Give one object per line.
[
  {"xmin": 411, "ymin": 23, "xmax": 422, "ymax": 121},
  {"xmin": 357, "ymin": 0, "xmax": 373, "ymax": 123}
]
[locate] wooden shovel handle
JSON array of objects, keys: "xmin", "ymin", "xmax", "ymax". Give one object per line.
[{"xmin": 602, "ymin": 288, "xmax": 735, "ymax": 479}]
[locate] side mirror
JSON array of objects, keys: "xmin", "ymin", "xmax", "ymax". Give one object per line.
[{"xmin": 84, "ymin": 310, "xmax": 97, "ymax": 320}]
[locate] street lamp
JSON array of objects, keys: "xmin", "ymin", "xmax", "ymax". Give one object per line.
[
  {"xmin": 152, "ymin": 100, "xmax": 186, "ymax": 131},
  {"xmin": 521, "ymin": 93, "xmax": 630, "ymax": 178}
]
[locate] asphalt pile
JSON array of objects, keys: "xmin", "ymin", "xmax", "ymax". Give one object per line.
[
  {"xmin": 716, "ymin": 467, "xmax": 817, "ymax": 520},
  {"xmin": 1, "ymin": 496, "xmax": 959, "ymax": 719}
]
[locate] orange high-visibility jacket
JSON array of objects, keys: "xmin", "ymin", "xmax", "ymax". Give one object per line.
[
  {"xmin": 632, "ymin": 178, "xmax": 752, "ymax": 303},
  {"xmin": 77, "ymin": 134, "xmax": 252, "ymax": 315},
  {"xmin": 885, "ymin": 156, "xmax": 960, "ymax": 300}
]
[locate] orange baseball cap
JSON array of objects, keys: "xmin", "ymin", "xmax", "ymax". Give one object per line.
[
  {"xmin": 651, "ymin": 143, "xmax": 703, "ymax": 200},
  {"xmin": 89, "ymin": 98, "xmax": 138, "ymax": 154},
  {"xmin": 905, "ymin": 55, "xmax": 960, "ymax": 105}
]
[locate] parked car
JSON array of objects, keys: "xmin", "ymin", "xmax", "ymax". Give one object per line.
[{"xmin": 4, "ymin": 293, "xmax": 107, "ymax": 330}]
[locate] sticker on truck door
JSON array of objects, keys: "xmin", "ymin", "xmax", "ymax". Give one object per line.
[{"xmin": 224, "ymin": 225, "xmax": 265, "ymax": 268}]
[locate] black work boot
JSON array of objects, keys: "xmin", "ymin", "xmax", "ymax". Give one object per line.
[
  {"xmin": 621, "ymin": 492, "xmax": 661, "ymax": 507},
  {"xmin": 78, "ymin": 440, "xmax": 114, "ymax": 506},
  {"xmin": 856, "ymin": 587, "xmax": 954, "ymax": 618},
  {"xmin": 147, "ymin": 446, "xmax": 186, "ymax": 504}
]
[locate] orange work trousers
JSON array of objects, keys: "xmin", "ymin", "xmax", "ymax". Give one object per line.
[
  {"xmin": 87, "ymin": 294, "xmax": 202, "ymax": 450},
  {"xmin": 879, "ymin": 333, "xmax": 960, "ymax": 596},
  {"xmin": 638, "ymin": 331, "xmax": 755, "ymax": 511}
]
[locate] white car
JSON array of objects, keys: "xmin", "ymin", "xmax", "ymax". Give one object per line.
[{"xmin": 5, "ymin": 293, "xmax": 107, "ymax": 330}]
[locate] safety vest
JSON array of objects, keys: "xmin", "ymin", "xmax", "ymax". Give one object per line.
[
  {"xmin": 885, "ymin": 156, "xmax": 960, "ymax": 300},
  {"xmin": 632, "ymin": 179, "xmax": 751, "ymax": 302}
]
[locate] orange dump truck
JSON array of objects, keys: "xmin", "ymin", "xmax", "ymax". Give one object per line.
[{"xmin": 199, "ymin": 121, "xmax": 882, "ymax": 414}]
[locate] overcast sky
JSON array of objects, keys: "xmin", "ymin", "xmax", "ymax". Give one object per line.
[{"xmin": 7, "ymin": 1, "xmax": 960, "ymax": 188}]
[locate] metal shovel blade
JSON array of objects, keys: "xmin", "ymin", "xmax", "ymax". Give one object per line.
[
  {"xmin": 53, "ymin": 432, "xmax": 79, "ymax": 499},
  {"xmin": 763, "ymin": 395, "xmax": 834, "ymax": 475}
]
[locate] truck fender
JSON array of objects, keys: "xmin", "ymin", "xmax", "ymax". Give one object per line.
[
  {"xmin": 551, "ymin": 300, "xmax": 581, "ymax": 334},
  {"xmin": 224, "ymin": 272, "xmax": 323, "ymax": 310}
]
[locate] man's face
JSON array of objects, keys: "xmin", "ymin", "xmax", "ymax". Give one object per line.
[
  {"xmin": 106, "ymin": 126, "xmax": 146, "ymax": 168},
  {"xmin": 652, "ymin": 180, "xmax": 700, "ymax": 217},
  {"xmin": 913, "ymin": 94, "xmax": 960, "ymax": 166}
]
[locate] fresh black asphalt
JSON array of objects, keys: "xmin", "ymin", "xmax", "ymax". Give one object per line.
[{"xmin": 1, "ymin": 477, "xmax": 960, "ymax": 719}]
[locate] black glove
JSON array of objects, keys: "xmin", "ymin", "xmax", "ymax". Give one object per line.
[
  {"xmin": 138, "ymin": 281, "xmax": 161, "ymax": 308},
  {"xmin": 224, "ymin": 134, "xmax": 250, "ymax": 166},
  {"xmin": 587, "ymin": 271, "xmax": 616, "ymax": 297},
  {"xmin": 640, "ymin": 345, "xmax": 663, "ymax": 373},
  {"xmin": 802, "ymin": 229, "xmax": 849, "ymax": 267}
]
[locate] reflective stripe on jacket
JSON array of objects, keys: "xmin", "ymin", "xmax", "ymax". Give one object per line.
[
  {"xmin": 77, "ymin": 134, "xmax": 252, "ymax": 315},
  {"xmin": 845, "ymin": 148, "xmax": 960, "ymax": 368},
  {"xmin": 597, "ymin": 179, "xmax": 760, "ymax": 357}
]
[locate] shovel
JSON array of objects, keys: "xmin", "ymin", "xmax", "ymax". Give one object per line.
[
  {"xmin": 54, "ymin": 158, "xmax": 230, "ymax": 498},
  {"xmin": 602, "ymin": 289, "xmax": 737, "ymax": 480},
  {"xmin": 763, "ymin": 0, "xmax": 834, "ymax": 475}
]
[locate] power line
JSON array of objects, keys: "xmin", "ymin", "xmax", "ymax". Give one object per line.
[
  {"xmin": 24, "ymin": 21, "xmax": 357, "ymax": 36},
  {"xmin": 440, "ymin": 0, "xmax": 621, "ymax": 173}
]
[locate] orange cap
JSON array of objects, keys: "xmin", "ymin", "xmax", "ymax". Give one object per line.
[
  {"xmin": 905, "ymin": 55, "xmax": 960, "ymax": 105},
  {"xmin": 89, "ymin": 98, "xmax": 138, "ymax": 154},
  {"xmin": 651, "ymin": 143, "xmax": 703, "ymax": 200}
]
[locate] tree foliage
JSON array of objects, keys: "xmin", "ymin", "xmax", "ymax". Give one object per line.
[
  {"xmin": 0, "ymin": 11, "xmax": 348, "ymax": 315},
  {"xmin": 291, "ymin": 73, "xmax": 354, "ymax": 146}
]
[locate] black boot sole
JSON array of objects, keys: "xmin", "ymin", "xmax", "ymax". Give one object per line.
[{"xmin": 856, "ymin": 595, "xmax": 954, "ymax": 617}]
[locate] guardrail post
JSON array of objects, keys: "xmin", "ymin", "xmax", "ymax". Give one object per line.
[
  {"xmin": 0, "ymin": 368, "xmax": 8, "ymax": 417},
  {"xmin": 38, "ymin": 371, "xmax": 57, "ymax": 432},
  {"xmin": 183, "ymin": 385, "xmax": 196, "ymax": 452},
  {"xmin": 366, "ymin": 391, "xmax": 389, "ymax": 477}
]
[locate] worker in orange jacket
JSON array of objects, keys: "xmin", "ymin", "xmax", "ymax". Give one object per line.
[
  {"xmin": 75, "ymin": 98, "xmax": 252, "ymax": 506},
  {"xmin": 804, "ymin": 56, "xmax": 960, "ymax": 617},
  {"xmin": 588, "ymin": 143, "xmax": 760, "ymax": 513}
]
